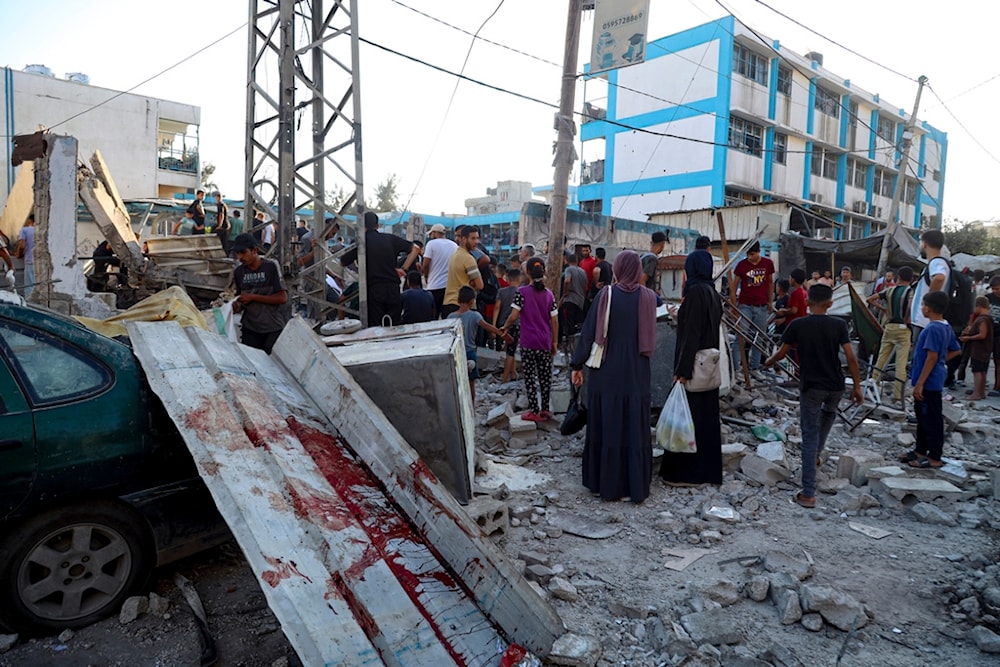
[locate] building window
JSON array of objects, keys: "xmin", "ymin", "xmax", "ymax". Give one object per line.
[
  {"xmin": 777, "ymin": 66, "xmax": 792, "ymax": 96},
  {"xmin": 810, "ymin": 147, "xmax": 838, "ymax": 180},
  {"xmin": 932, "ymin": 169, "xmax": 941, "ymax": 182},
  {"xmin": 728, "ymin": 116, "xmax": 764, "ymax": 157},
  {"xmin": 733, "ymin": 44, "xmax": 768, "ymax": 86},
  {"xmin": 847, "ymin": 158, "xmax": 866, "ymax": 188},
  {"xmin": 904, "ymin": 179, "xmax": 918, "ymax": 205},
  {"xmin": 814, "ymin": 86, "xmax": 840, "ymax": 118},
  {"xmin": 774, "ymin": 133, "xmax": 787, "ymax": 164},
  {"xmin": 157, "ymin": 119, "xmax": 199, "ymax": 174},
  {"xmin": 877, "ymin": 115, "xmax": 896, "ymax": 142},
  {"xmin": 725, "ymin": 189, "xmax": 761, "ymax": 206},
  {"xmin": 874, "ymin": 168, "xmax": 894, "ymax": 197}
]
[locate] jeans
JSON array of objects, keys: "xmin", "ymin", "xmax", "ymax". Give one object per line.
[
  {"xmin": 873, "ymin": 323, "xmax": 911, "ymax": 400},
  {"xmin": 23, "ymin": 262, "xmax": 34, "ymax": 300},
  {"xmin": 799, "ymin": 388, "xmax": 841, "ymax": 497},
  {"xmin": 734, "ymin": 304, "xmax": 769, "ymax": 370}
]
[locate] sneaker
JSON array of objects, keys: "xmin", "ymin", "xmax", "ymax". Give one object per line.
[
  {"xmin": 539, "ymin": 410, "xmax": 554, "ymax": 420},
  {"xmin": 521, "ymin": 411, "xmax": 545, "ymax": 422}
]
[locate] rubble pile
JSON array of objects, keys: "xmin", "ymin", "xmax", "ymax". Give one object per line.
[{"xmin": 467, "ymin": 360, "xmax": 1000, "ymax": 666}]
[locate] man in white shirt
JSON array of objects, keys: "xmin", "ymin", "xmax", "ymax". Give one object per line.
[
  {"xmin": 910, "ymin": 229, "xmax": 949, "ymax": 331},
  {"xmin": 422, "ymin": 223, "xmax": 458, "ymax": 317}
]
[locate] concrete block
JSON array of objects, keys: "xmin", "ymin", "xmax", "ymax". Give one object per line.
[
  {"xmin": 485, "ymin": 401, "xmax": 513, "ymax": 426},
  {"xmin": 897, "ymin": 432, "xmax": 916, "ymax": 448},
  {"xmin": 525, "ymin": 564, "xmax": 556, "ymax": 584},
  {"xmin": 817, "ymin": 478, "xmax": 850, "ymax": 494},
  {"xmin": 740, "ymin": 454, "xmax": 792, "ymax": 486},
  {"xmin": 550, "ymin": 388, "xmax": 572, "ymax": 415},
  {"xmin": 801, "ymin": 613, "xmax": 824, "ymax": 632},
  {"xmin": 721, "ymin": 443, "xmax": 749, "ymax": 472},
  {"xmin": 836, "ymin": 448, "xmax": 884, "ymax": 487},
  {"xmin": 548, "ymin": 633, "xmax": 603, "ymax": 667},
  {"xmin": 865, "ymin": 466, "xmax": 907, "ymax": 481},
  {"xmin": 764, "ymin": 551, "xmax": 814, "ymax": 581},
  {"xmin": 756, "ymin": 441, "xmax": 787, "ymax": 467},
  {"xmin": 776, "ymin": 590, "xmax": 803, "ymax": 625},
  {"xmin": 699, "ymin": 578, "xmax": 741, "ymax": 607},
  {"xmin": 518, "ymin": 550, "xmax": 550, "ymax": 567},
  {"xmin": 463, "ymin": 496, "xmax": 508, "ymax": 537},
  {"xmin": 799, "ymin": 584, "xmax": 868, "ymax": 631},
  {"xmin": 936, "ymin": 459, "xmax": 969, "ymax": 485},
  {"xmin": 548, "ymin": 576, "xmax": 580, "ymax": 602},
  {"xmin": 680, "ymin": 608, "xmax": 742, "ymax": 645},
  {"xmin": 607, "ymin": 601, "xmax": 652, "ymax": 619},
  {"xmin": 509, "ymin": 416, "xmax": 538, "ymax": 434},
  {"xmin": 875, "ymin": 476, "xmax": 970, "ymax": 504},
  {"xmin": 746, "ymin": 575, "xmax": 770, "ymax": 602},
  {"xmin": 119, "ymin": 595, "xmax": 148, "ymax": 624},
  {"xmin": 908, "ymin": 502, "xmax": 958, "ymax": 526}
]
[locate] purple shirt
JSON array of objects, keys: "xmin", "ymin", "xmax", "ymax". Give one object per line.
[{"xmin": 513, "ymin": 286, "xmax": 557, "ymax": 351}]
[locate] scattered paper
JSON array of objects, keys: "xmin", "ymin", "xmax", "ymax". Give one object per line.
[{"xmin": 661, "ymin": 547, "xmax": 713, "ymax": 572}]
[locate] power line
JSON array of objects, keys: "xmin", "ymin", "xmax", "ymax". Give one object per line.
[
  {"xmin": 926, "ymin": 83, "xmax": 1000, "ymax": 166},
  {"xmin": 397, "ymin": 0, "xmax": 507, "ymax": 216},
  {"xmin": 45, "ymin": 22, "xmax": 247, "ymax": 133},
  {"xmin": 748, "ymin": 0, "xmax": 916, "ymax": 83},
  {"xmin": 386, "ymin": 0, "xmax": 560, "ymax": 68},
  {"xmin": 927, "ymin": 72, "xmax": 1000, "ymax": 108},
  {"xmin": 362, "ymin": 35, "xmax": 893, "ymax": 160}
]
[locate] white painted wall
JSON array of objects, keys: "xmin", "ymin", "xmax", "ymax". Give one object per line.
[
  {"xmin": 0, "ymin": 70, "xmax": 199, "ymax": 206},
  {"xmin": 611, "ymin": 186, "xmax": 712, "ymax": 220},
  {"xmin": 613, "ymin": 114, "xmax": 715, "ymax": 183},
  {"xmin": 616, "ymin": 40, "xmax": 720, "ymax": 118},
  {"xmin": 725, "ymin": 150, "xmax": 765, "ymax": 189},
  {"xmin": 730, "ymin": 78, "xmax": 770, "ymax": 119}
]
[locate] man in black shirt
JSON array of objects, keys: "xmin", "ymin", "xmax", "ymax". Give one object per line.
[
  {"xmin": 341, "ymin": 211, "xmax": 420, "ymax": 327},
  {"xmin": 764, "ymin": 284, "xmax": 862, "ymax": 509},
  {"xmin": 589, "ymin": 247, "xmax": 613, "ymax": 299},
  {"xmin": 986, "ymin": 276, "xmax": 1000, "ymax": 395},
  {"xmin": 188, "ymin": 189, "xmax": 206, "ymax": 234}
]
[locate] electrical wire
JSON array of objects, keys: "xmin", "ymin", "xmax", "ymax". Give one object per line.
[
  {"xmin": 748, "ymin": 0, "xmax": 917, "ymax": 83},
  {"xmin": 926, "ymin": 83, "xmax": 1000, "ymax": 166},
  {"xmin": 927, "ymin": 72, "xmax": 1000, "ymax": 108},
  {"xmin": 44, "ymin": 22, "xmax": 247, "ymax": 133},
  {"xmin": 397, "ymin": 0, "xmax": 507, "ymax": 217}
]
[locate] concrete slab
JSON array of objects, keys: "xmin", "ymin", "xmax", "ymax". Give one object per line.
[
  {"xmin": 836, "ymin": 448, "xmax": 884, "ymax": 487},
  {"xmin": 679, "ymin": 608, "xmax": 742, "ymax": 645},
  {"xmin": 876, "ymin": 476, "xmax": 970, "ymax": 503}
]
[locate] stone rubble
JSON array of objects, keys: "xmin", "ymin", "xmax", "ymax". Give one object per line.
[{"xmin": 461, "ymin": 362, "xmax": 1000, "ymax": 664}]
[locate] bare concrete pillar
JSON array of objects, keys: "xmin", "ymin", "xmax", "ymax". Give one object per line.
[{"xmin": 32, "ymin": 134, "xmax": 114, "ymax": 317}]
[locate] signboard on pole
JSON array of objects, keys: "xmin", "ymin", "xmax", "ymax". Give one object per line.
[{"xmin": 589, "ymin": 0, "xmax": 650, "ymax": 74}]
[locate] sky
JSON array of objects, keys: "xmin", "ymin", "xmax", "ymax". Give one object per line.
[{"xmin": 0, "ymin": 0, "xmax": 996, "ymax": 224}]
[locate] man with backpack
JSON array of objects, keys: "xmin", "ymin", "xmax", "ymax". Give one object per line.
[{"xmin": 910, "ymin": 229, "xmax": 973, "ymax": 389}]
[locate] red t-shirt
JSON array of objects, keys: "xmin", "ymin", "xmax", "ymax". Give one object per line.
[
  {"xmin": 579, "ymin": 256, "xmax": 598, "ymax": 292},
  {"xmin": 786, "ymin": 286, "xmax": 807, "ymax": 325},
  {"xmin": 734, "ymin": 256, "xmax": 775, "ymax": 306}
]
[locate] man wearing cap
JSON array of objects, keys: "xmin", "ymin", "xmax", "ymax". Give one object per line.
[
  {"xmin": 422, "ymin": 223, "xmax": 457, "ymax": 317},
  {"xmin": 230, "ymin": 233, "xmax": 290, "ymax": 354},
  {"xmin": 340, "ymin": 211, "xmax": 420, "ymax": 327}
]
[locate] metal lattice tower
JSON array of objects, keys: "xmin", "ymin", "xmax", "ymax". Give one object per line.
[{"xmin": 245, "ymin": 0, "xmax": 366, "ymax": 321}]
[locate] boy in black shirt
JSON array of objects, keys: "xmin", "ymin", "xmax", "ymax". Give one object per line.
[{"xmin": 764, "ymin": 284, "xmax": 862, "ymax": 508}]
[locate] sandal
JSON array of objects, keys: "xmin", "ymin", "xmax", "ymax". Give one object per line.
[
  {"xmin": 908, "ymin": 457, "xmax": 945, "ymax": 469},
  {"xmin": 793, "ymin": 492, "xmax": 816, "ymax": 509},
  {"xmin": 898, "ymin": 450, "xmax": 920, "ymax": 463}
]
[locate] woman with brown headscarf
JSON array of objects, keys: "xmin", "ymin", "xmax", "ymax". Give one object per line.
[{"xmin": 571, "ymin": 250, "xmax": 658, "ymax": 503}]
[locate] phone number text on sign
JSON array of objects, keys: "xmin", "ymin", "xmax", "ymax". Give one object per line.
[{"xmin": 603, "ymin": 12, "xmax": 644, "ymax": 30}]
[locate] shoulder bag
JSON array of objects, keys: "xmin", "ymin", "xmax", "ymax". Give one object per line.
[
  {"xmin": 559, "ymin": 385, "xmax": 588, "ymax": 435},
  {"xmin": 686, "ymin": 347, "xmax": 722, "ymax": 392},
  {"xmin": 584, "ymin": 286, "xmax": 612, "ymax": 369}
]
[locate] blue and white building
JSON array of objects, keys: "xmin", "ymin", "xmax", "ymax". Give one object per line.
[{"xmin": 577, "ymin": 16, "xmax": 947, "ymax": 240}]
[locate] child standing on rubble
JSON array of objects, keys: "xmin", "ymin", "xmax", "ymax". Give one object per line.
[
  {"xmin": 901, "ymin": 291, "xmax": 961, "ymax": 469},
  {"xmin": 449, "ymin": 286, "xmax": 511, "ymax": 403},
  {"xmin": 959, "ymin": 296, "xmax": 993, "ymax": 401},
  {"xmin": 500, "ymin": 262, "xmax": 559, "ymax": 422},
  {"xmin": 763, "ymin": 284, "xmax": 863, "ymax": 508}
]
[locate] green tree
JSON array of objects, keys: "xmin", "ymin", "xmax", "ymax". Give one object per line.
[
  {"xmin": 373, "ymin": 174, "xmax": 400, "ymax": 212},
  {"xmin": 943, "ymin": 220, "xmax": 991, "ymax": 256},
  {"xmin": 325, "ymin": 184, "xmax": 351, "ymax": 213}
]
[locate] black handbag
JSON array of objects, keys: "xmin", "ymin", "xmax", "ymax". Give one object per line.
[{"xmin": 560, "ymin": 385, "xmax": 588, "ymax": 436}]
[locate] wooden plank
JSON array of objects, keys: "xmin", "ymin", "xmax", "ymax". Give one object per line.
[
  {"xmin": 127, "ymin": 322, "xmax": 381, "ymax": 667},
  {"xmin": 187, "ymin": 329, "xmax": 501, "ymax": 666},
  {"xmin": 273, "ymin": 318, "xmax": 565, "ymax": 656}
]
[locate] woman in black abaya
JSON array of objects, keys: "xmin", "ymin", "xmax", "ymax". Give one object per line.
[{"xmin": 660, "ymin": 249, "xmax": 724, "ymax": 485}]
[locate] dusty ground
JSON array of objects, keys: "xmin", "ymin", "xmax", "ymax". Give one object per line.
[{"xmin": 2, "ymin": 367, "xmax": 999, "ymax": 667}]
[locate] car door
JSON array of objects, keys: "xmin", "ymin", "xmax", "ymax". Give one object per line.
[{"xmin": 0, "ymin": 326, "xmax": 37, "ymax": 519}]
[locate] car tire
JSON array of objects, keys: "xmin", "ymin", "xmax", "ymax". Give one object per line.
[{"xmin": 0, "ymin": 500, "xmax": 154, "ymax": 635}]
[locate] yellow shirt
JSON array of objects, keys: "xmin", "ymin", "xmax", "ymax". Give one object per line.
[{"xmin": 444, "ymin": 247, "xmax": 481, "ymax": 306}]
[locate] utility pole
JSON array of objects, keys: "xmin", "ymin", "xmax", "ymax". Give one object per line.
[
  {"xmin": 876, "ymin": 75, "xmax": 927, "ymax": 276},
  {"xmin": 545, "ymin": 0, "xmax": 583, "ymax": 293}
]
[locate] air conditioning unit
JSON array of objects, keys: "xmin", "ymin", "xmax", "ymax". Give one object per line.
[
  {"xmin": 872, "ymin": 206, "xmax": 883, "ymax": 218},
  {"xmin": 853, "ymin": 200, "xmax": 867, "ymax": 213},
  {"xmin": 809, "ymin": 193, "xmax": 824, "ymax": 204}
]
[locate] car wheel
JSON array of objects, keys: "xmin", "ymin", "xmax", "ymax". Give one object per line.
[{"xmin": 0, "ymin": 501, "xmax": 154, "ymax": 634}]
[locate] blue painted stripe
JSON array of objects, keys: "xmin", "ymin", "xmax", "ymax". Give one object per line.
[
  {"xmin": 763, "ymin": 127, "xmax": 775, "ymax": 192},
  {"xmin": 645, "ymin": 16, "xmax": 736, "ymax": 57},
  {"xmin": 614, "ymin": 98, "xmax": 721, "ymax": 129},
  {"xmin": 865, "ymin": 163, "xmax": 874, "ymax": 203},
  {"xmin": 918, "ymin": 133, "xmax": 927, "ymax": 178},
  {"xmin": 802, "ymin": 141, "xmax": 813, "ymax": 200},
  {"xmin": 835, "ymin": 152, "xmax": 847, "ymax": 210},
  {"xmin": 602, "ymin": 65, "xmax": 621, "ymax": 216},
  {"xmin": 712, "ymin": 25, "xmax": 735, "ymax": 207},
  {"xmin": 838, "ymin": 95, "xmax": 850, "ymax": 148},
  {"xmin": 767, "ymin": 58, "xmax": 778, "ymax": 120},
  {"xmin": 868, "ymin": 110, "xmax": 878, "ymax": 160},
  {"xmin": 607, "ymin": 169, "xmax": 718, "ymax": 197},
  {"xmin": 806, "ymin": 80, "xmax": 816, "ymax": 135}
]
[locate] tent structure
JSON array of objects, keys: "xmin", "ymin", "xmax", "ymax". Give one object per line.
[{"xmin": 779, "ymin": 226, "xmax": 924, "ymax": 279}]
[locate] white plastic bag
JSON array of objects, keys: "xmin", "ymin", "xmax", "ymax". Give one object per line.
[
  {"xmin": 205, "ymin": 300, "xmax": 239, "ymax": 342},
  {"xmin": 656, "ymin": 382, "xmax": 697, "ymax": 453}
]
